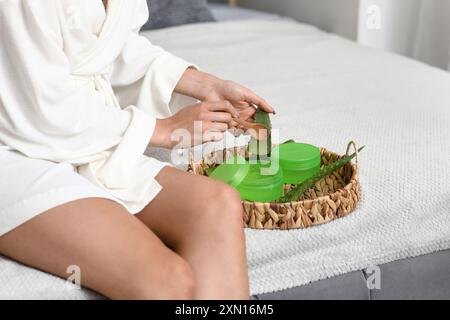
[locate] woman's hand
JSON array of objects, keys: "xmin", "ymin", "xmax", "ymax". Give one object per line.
[
  {"xmin": 203, "ymin": 79, "xmax": 275, "ymax": 121},
  {"xmin": 175, "ymin": 69, "xmax": 275, "ymax": 122},
  {"xmin": 150, "ymin": 101, "xmax": 238, "ymax": 149}
]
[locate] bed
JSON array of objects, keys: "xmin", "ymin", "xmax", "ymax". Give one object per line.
[
  {"xmin": 1, "ymin": 4, "xmax": 449, "ymax": 300},
  {"xmin": 209, "ymin": 3, "xmax": 293, "ymax": 22}
]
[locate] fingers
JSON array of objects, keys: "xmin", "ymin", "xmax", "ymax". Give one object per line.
[
  {"xmin": 206, "ymin": 111, "xmax": 233, "ymax": 125},
  {"xmin": 205, "ymin": 101, "xmax": 239, "ymax": 118},
  {"xmin": 205, "ymin": 122, "xmax": 228, "ymax": 132},
  {"xmin": 200, "ymin": 101, "xmax": 239, "ymax": 128},
  {"xmin": 243, "ymin": 91, "xmax": 275, "ymax": 114},
  {"xmin": 203, "ymin": 107, "xmax": 230, "ymax": 142},
  {"xmin": 235, "ymin": 106, "xmax": 256, "ymax": 121},
  {"xmin": 248, "ymin": 97, "xmax": 275, "ymax": 114}
]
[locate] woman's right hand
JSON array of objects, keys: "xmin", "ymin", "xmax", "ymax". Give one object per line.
[{"xmin": 150, "ymin": 101, "xmax": 239, "ymax": 149}]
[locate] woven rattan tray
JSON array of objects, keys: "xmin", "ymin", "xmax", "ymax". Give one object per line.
[{"xmin": 188, "ymin": 141, "xmax": 361, "ymax": 230}]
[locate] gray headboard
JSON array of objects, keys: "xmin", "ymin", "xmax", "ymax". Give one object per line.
[{"xmin": 209, "ymin": 0, "xmax": 236, "ymax": 5}]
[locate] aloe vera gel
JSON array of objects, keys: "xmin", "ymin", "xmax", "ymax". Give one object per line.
[
  {"xmin": 208, "ymin": 155, "xmax": 249, "ymax": 188},
  {"xmin": 272, "ymin": 143, "xmax": 321, "ymax": 184},
  {"xmin": 209, "ymin": 156, "xmax": 284, "ymax": 202},
  {"xmin": 208, "ymin": 110, "xmax": 323, "ymax": 202},
  {"xmin": 237, "ymin": 162, "xmax": 284, "ymax": 202},
  {"xmin": 209, "ymin": 143, "xmax": 322, "ymax": 202}
]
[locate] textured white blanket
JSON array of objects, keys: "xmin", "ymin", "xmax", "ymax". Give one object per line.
[{"xmin": 1, "ymin": 20, "xmax": 449, "ymax": 298}]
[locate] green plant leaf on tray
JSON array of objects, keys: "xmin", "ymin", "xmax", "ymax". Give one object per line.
[
  {"xmin": 277, "ymin": 146, "xmax": 365, "ymax": 203},
  {"xmin": 248, "ymin": 108, "xmax": 271, "ymax": 158}
]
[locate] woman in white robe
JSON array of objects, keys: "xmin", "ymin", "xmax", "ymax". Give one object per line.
[{"xmin": 0, "ymin": 0, "xmax": 274, "ymax": 299}]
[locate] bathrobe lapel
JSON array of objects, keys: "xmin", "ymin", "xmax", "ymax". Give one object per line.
[
  {"xmin": 68, "ymin": 0, "xmax": 148, "ymax": 190},
  {"xmin": 72, "ymin": 0, "xmax": 140, "ymax": 76}
]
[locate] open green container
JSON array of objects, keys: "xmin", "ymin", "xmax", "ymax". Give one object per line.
[
  {"xmin": 209, "ymin": 156, "xmax": 284, "ymax": 202},
  {"xmin": 208, "ymin": 155, "xmax": 250, "ymax": 187},
  {"xmin": 272, "ymin": 142, "xmax": 321, "ymax": 184}
]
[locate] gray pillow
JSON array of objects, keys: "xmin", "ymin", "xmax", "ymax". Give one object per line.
[{"xmin": 142, "ymin": 0, "xmax": 216, "ymax": 30}]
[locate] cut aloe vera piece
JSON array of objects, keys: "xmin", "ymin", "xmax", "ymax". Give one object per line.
[{"xmin": 248, "ymin": 108, "xmax": 271, "ymax": 158}]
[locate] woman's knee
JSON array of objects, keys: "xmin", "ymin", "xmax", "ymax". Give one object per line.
[
  {"xmin": 123, "ymin": 254, "xmax": 196, "ymax": 300},
  {"xmin": 163, "ymin": 256, "xmax": 196, "ymax": 300},
  {"xmin": 200, "ymin": 181, "xmax": 244, "ymax": 230}
]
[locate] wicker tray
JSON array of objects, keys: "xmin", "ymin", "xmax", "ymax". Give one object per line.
[{"xmin": 188, "ymin": 141, "xmax": 361, "ymax": 230}]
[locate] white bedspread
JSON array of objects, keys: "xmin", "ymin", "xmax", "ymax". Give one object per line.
[{"xmin": 1, "ymin": 20, "xmax": 449, "ymax": 298}]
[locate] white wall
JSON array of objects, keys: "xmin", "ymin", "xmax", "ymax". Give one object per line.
[
  {"xmin": 358, "ymin": 0, "xmax": 450, "ymax": 70},
  {"xmin": 415, "ymin": 0, "xmax": 450, "ymax": 70},
  {"xmin": 237, "ymin": 0, "xmax": 450, "ymax": 70},
  {"xmin": 358, "ymin": 0, "xmax": 421, "ymax": 56},
  {"xmin": 238, "ymin": 0, "xmax": 360, "ymax": 40}
]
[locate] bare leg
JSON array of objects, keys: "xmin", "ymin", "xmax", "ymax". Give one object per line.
[
  {"xmin": 0, "ymin": 198, "xmax": 195, "ymax": 300},
  {"xmin": 136, "ymin": 167, "xmax": 249, "ymax": 300}
]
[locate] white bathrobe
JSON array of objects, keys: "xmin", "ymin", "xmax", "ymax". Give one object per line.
[{"xmin": 0, "ymin": 0, "xmax": 194, "ymax": 234}]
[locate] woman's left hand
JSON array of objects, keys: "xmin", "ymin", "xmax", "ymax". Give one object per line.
[
  {"xmin": 175, "ymin": 69, "xmax": 275, "ymax": 122},
  {"xmin": 204, "ymin": 79, "xmax": 275, "ymax": 122}
]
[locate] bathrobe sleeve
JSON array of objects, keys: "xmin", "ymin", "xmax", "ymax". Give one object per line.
[
  {"xmin": 0, "ymin": 1, "xmax": 155, "ymax": 163},
  {"xmin": 111, "ymin": 0, "xmax": 197, "ymax": 118}
]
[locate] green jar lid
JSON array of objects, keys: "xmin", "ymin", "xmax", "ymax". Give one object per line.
[
  {"xmin": 273, "ymin": 143, "xmax": 321, "ymax": 170},
  {"xmin": 209, "ymin": 155, "xmax": 250, "ymax": 187},
  {"xmin": 239, "ymin": 162, "xmax": 283, "ymax": 187},
  {"xmin": 237, "ymin": 162, "xmax": 284, "ymax": 202}
]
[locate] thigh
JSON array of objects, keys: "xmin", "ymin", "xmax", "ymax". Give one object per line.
[
  {"xmin": 136, "ymin": 166, "xmax": 244, "ymax": 249},
  {"xmin": 0, "ymin": 148, "xmax": 118, "ymax": 236},
  {"xmin": 137, "ymin": 167, "xmax": 249, "ymax": 300},
  {"xmin": 0, "ymin": 198, "xmax": 185, "ymax": 299}
]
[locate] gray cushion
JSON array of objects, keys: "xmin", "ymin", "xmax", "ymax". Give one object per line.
[
  {"xmin": 142, "ymin": 0, "xmax": 215, "ymax": 30},
  {"xmin": 253, "ymin": 250, "xmax": 450, "ymax": 300},
  {"xmin": 255, "ymin": 271, "xmax": 370, "ymax": 300}
]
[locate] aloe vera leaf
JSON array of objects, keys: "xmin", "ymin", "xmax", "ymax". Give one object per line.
[
  {"xmin": 255, "ymin": 108, "xmax": 271, "ymax": 130},
  {"xmin": 248, "ymin": 109, "xmax": 271, "ymax": 158},
  {"xmin": 278, "ymin": 146, "xmax": 365, "ymax": 203}
]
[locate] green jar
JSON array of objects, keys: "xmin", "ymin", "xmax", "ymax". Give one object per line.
[
  {"xmin": 272, "ymin": 142, "xmax": 321, "ymax": 184},
  {"xmin": 208, "ymin": 155, "xmax": 250, "ymax": 188},
  {"xmin": 237, "ymin": 162, "xmax": 284, "ymax": 202},
  {"xmin": 209, "ymin": 156, "xmax": 284, "ymax": 202}
]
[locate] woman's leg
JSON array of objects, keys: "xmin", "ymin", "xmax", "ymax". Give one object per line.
[
  {"xmin": 0, "ymin": 198, "xmax": 195, "ymax": 300},
  {"xmin": 136, "ymin": 167, "xmax": 249, "ymax": 300}
]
